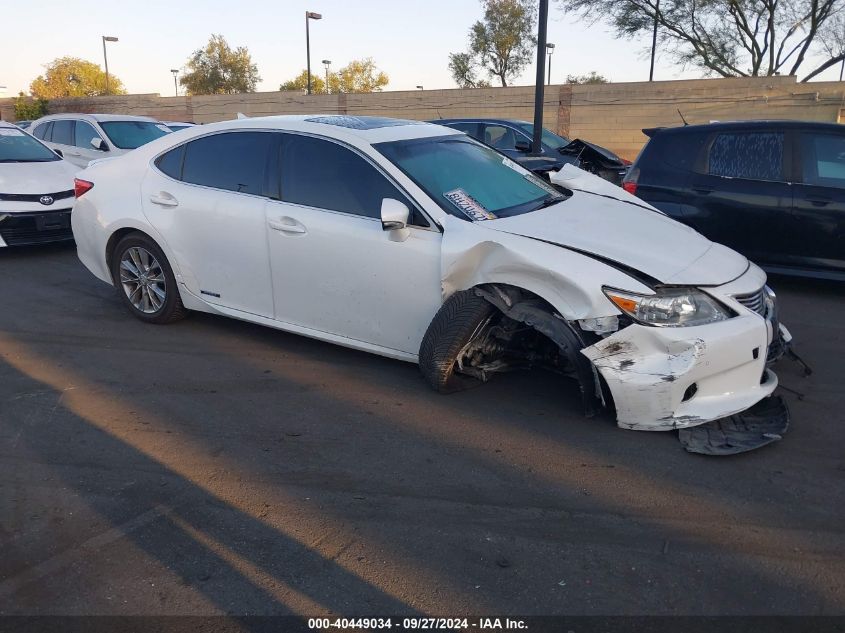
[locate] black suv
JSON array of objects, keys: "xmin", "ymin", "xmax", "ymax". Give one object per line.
[{"xmin": 624, "ymin": 120, "xmax": 845, "ymax": 280}]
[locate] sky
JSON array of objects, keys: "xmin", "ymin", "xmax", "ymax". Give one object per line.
[{"xmin": 1, "ymin": 0, "xmax": 843, "ymax": 98}]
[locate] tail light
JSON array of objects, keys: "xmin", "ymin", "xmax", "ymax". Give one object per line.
[
  {"xmin": 74, "ymin": 179, "xmax": 94, "ymax": 198},
  {"xmin": 622, "ymin": 166, "xmax": 639, "ymax": 195}
]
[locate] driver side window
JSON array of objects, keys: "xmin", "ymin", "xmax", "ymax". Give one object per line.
[
  {"xmin": 279, "ymin": 134, "xmax": 429, "ymax": 227},
  {"xmin": 74, "ymin": 121, "xmax": 101, "ymax": 149}
]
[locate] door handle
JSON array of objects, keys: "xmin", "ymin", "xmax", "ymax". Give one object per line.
[
  {"xmin": 268, "ymin": 217, "xmax": 307, "ymax": 234},
  {"xmin": 692, "ymin": 187, "xmax": 713, "ymax": 195},
  {"xmin": 149, "ymin": 193, "xmax": 179, "ymax": 208},
  {"xmin": 66, "ymin": 151, "xmax": 81, "ymax": 157}
]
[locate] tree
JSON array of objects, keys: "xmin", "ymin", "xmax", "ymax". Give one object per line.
[
  {"xmin": 29, "ymin": 57, "xmax": 126, "ymax": 98},
  {"xmin": 565, "ymin": 71, "xmax": 610, "ymax": 84},
  {"xmin": 557, "ymin": 0, "xmax": 845, "ymax": 83},
  {"xmin": 180, "ymin": 34, "xmax": 260, "ymax": 95},
  {"xmin": 13, "ymin": 92, "xmax": 49, "ymax": 120},
  {"xmin": 448, "ymin": 52, "xmax": 492, "ymax": 87},
  {"xmin": 449, "ymin": 0, "xmax": 537, "ymax": 87},
  {"xmin": 280, "ymin": 70, "xmax": 327, "ymax": 94},
  {"xmin": 330, "ymin": 58, "xmax": 389, "ymax": 93}
]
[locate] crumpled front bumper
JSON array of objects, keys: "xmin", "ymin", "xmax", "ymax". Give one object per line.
[{"xmin": 582, "ymin": 313, "xmax": 779, "ymax": 431}]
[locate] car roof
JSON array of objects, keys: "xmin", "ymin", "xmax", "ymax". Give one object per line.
[
  {"xmin": 34, "ymin": 113, "xmax": 158, "ymax": 123},
  {"xmin": 644, "ymin": 119, "xmax": 845, "ymax": 137},
  {"xmin": 180, "ymin": 115, "xmax": 459, "ymax": 144}
]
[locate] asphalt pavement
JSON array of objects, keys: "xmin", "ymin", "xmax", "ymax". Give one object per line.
[{"xmin": 1, "ymin": 242, "xmax": 843, "ymax": 617}]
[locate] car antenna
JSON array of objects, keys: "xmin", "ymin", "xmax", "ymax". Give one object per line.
[{"xmin": 677, "ymin": 109, "xmax": 689, "ymax": 126}]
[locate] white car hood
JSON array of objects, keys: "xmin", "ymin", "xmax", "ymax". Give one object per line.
[
  {"xmin": 483, "ymin": 168, "xmax": 749, "ymax": 286},
  {"xmin": 0, "ymin": 160, "xmax": 77, "ymax": 194}
]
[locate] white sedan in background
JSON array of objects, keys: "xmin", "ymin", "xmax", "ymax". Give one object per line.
[
  {"xmin": 29, "ymin": 113, "xmax": 171, "ymax": 168},
  {"xmin": 0, "ymin": 121, "xmax": 77, "ymax": 247},
  {"xmin": 71, "ymin": 115, "xmax": 792, "ymax": 455}
]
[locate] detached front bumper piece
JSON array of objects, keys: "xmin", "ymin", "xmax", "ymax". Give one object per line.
[{"xmin": 678, "ymin": 395, "xmax": 789, "ymax": 455}]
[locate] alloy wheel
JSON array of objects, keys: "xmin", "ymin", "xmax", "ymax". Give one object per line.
[{"xmin": 119, "ymin": 246, "xmax": 166, "ymax": 314}]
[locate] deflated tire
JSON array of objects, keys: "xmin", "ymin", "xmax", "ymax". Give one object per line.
[{"xmin": 419, "ymin": 289, "xmax": 495, "ymax": 394}]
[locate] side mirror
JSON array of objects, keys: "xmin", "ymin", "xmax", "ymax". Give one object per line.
[
  {"xmin": 91, "ymin": 137, "xmax": 109, "ymax": 151},
  {"xmin": 515, "ymin": 140, "xmax": 531, "ymax": 153},
  {"xmin": 381, "ymin": 198, "xmax": 411, "ymax": 242},
  {"xmin": 53, "ymin": 149, "xmax": 63, "ymax": 158}
]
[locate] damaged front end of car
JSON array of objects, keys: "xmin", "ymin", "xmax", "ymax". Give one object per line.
[
  {"xmin": 448, "ymin": 281, "xmax": 794, "ymax": 456},
  {"xmin": 429, "ymin": 172, "xmax": 801, "ymax": 455}
]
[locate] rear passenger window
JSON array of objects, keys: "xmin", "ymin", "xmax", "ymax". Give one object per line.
[
  {"xmin": 181, "ymin": 132, "xmax": 274, "ymax": 196},
  {"xmin": 51, "ymin": 120, "xmax": 74, "ymax": 146},
  {"xmin": 155, "ymin": 145, "xmax": 185, "ymax": 180},
  {"xmin": 280, "ymin": 133, "xmax": 426, "ymax": 226},
  {"xmin": 800, "ymin": 133, "xmax": 845, "ymax": 188},
  {"xmin": 708, "ymin": 131, "xmax": 784, "ymax": 181}
]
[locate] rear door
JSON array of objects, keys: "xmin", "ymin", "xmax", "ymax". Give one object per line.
[
  {"xmin": 788, "ymin": 128, "xmax": 845, "ymax": 274},
  {"xmin": 140, "ymin": 130, "xmax": 277, "ymax": 317},
  {"xmin": 686, "ymin": 128, "xmax": 792, "ymax": 267}
]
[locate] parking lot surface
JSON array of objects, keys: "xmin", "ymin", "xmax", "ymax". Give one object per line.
[{"xmin": 1, "ymin": 243, "xmax": 843, "ymax": 616}]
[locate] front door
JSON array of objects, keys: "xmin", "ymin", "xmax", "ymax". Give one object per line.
[
  {"xmin": 266, "ymin": 132, "xmax": 442, "ymax": 356},
  {"xmin": 140, "ymin": 130, "xmax": 277, "ymax": 317},
  {"xmin": 71, "ymin": 120, "xmax": 108, "ymax": 166}
]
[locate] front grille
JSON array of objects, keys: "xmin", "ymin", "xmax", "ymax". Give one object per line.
[
  {"xmin": 733, "ymin": 287, "xmax": 766, "ymax": 316},
  {"xmin": 0, "ymin": 209, "xmax": 73, "ymax": 246},
  {"xmin": 0, "ymin": 190, "xmax": 74, "ymax": 203}
]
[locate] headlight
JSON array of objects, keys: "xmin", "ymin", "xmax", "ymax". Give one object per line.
[{"xmin": 603, "ymin": 286, "xmax": 731, "ymax": 327}]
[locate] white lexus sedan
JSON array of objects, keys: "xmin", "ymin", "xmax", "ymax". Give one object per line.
[
  {"xmin": 71, "ymin": 115, "xmax": 791, "ymax": 454},
  {"xmin": 0, "ymin": 121, "xmax": 77, "ymax": 247}
]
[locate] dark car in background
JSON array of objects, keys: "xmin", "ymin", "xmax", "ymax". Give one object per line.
[
  {"xmin": 623, "ymin": 120, "xmax": 845, "ymax": 281},
  {"xmin": 433, "ymin": 118, "xmax": 629, "ymax": 184}
]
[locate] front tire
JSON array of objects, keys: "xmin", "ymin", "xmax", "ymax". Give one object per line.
[
  {"xmin": 419, "ymin": 289, "xmax": 496, "ymax": 393},
  {"xmin": 110, "ymin": 233, "xmax": 187, "ymax": 324}
]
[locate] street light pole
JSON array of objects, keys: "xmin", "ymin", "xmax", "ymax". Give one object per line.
[
  {"xmin": 322, "ymin": 60, "xmax": 331, "ymax": 94},
  {"xmin": 305, "ymin": 11, "xmax": 322, "ymax": 95},
  {"xmin": 546, "ymin": 43, "xmax": 555, "ymax": 85},
  {"xmin": 649, "ymin": 0, "xmax": 659, "ymax": 81},
  {"xmin": 531, "ymin": 0, "xmax": 549, "ymax": 155},
  {"xmin": 171, "ymin": 69, "xmax": 179, "ymax": 96},
  {"xmin": 102, "ymin": 35, "xmax": 118, "ymax": 95}
]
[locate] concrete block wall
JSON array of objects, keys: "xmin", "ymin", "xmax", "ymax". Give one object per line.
[{"xmin": 3, "ymin": 76, "xmax": 844, "ymax": 160}]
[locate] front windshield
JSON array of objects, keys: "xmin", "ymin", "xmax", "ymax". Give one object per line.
[
  {"xmin": 376, "ymin": 136, "xmax": 566, "ymax": 220},
  {"xmin": 0, "ymin": 128, "xmax": 60, "ymax": 162},
  {"xmin": 99, "ymin": 121, "xmax": 171, "ymax": 149},
  {"xmin": 515, "ymin": 123, "xmax": 570, "ymax": 150}
]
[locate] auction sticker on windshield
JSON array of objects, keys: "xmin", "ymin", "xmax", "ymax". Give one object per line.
[{"xmin": 444, "ymin": 188, "xmax": 497, "ymax": 221}]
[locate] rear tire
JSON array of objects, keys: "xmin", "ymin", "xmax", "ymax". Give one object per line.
[
  {"xmin": 110, "ymin": 232, "xmax": 188, "ymax": 324},
  {"xmin": 419, "ymin": 289, "xmax": 496, "ymax": 393}
]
